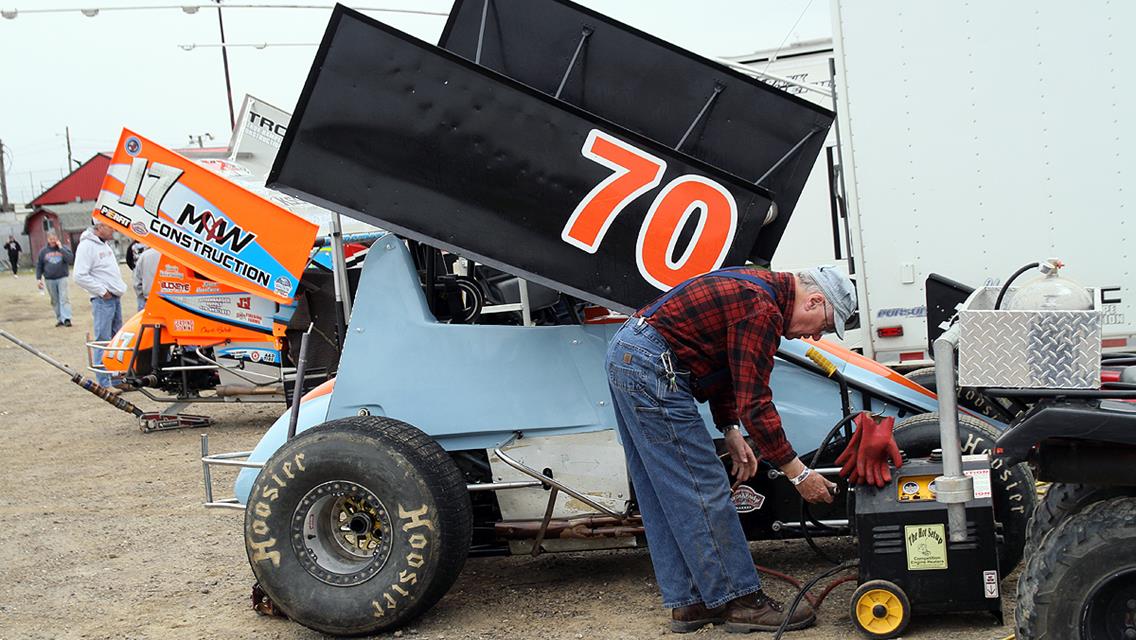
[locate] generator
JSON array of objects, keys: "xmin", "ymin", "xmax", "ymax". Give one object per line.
[{"xmin": 850, "ymin": 452, "xmax": 1003, "ymax": 638}]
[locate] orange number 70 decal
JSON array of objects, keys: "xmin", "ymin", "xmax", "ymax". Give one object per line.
[{"xmin": 561, "ymin": 130, "xmax": 738, "ymax": 291}]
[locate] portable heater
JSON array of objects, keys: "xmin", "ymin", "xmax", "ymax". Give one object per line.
[{"xmin": 850, "ymin": 453, "xmax": 1003, "ymax": 638}]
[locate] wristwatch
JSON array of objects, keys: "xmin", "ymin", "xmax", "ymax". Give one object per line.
[
  {"xmin": 789, "ymin": 467, "xmax": 813, "ymax": 486},
  {"xmin": 718, "ymin": 424, "xmax": 741, "ymax": 434}
]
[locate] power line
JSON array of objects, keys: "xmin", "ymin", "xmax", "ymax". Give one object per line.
[{"xmin": 0, "ymin": 4, "xmax": 449, "ymax": 19}]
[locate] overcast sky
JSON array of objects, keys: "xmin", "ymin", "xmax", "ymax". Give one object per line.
[{"xmin": 0, "ymin": 0, "xmax": 829, "ymax": 204}]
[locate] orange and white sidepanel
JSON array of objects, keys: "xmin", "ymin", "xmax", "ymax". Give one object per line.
[{"xmin": 93, "ymin": 129, "xmax": 318, "ymax": 304}]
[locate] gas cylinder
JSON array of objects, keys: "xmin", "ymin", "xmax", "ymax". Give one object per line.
[{"xmin": 1008, "ymin": 259, "xmax": 1094, "ymax": 311}]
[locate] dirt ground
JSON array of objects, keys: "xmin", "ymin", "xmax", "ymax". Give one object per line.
[{"xmin": 0, "ymin": 265, "xmax": 1017, "ymax": 640}]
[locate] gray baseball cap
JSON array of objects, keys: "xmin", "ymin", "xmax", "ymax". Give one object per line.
[{"xmin": 807, "ymin": 265, "xmax": 857, "ymax": 339}]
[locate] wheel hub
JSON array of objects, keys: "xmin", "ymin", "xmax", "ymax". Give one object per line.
[
  {"xmin": 291, "ymin": 481, "xmax": 395, "ymax": 586},
  {"xmin": 1081, "ymin": 567, "xmax": 1136, "ymax": 639}
]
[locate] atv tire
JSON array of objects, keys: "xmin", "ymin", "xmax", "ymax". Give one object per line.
[
  {"xmin": 1025, "ymin": 483, "xmax": 1133, "ymax": 552},
  {"xmin": 1016, "ymin": 496, "xmax": 1136, "ymax": 640},
  {"xmin": 244, "ymin": 416, "xmax": 472, "ymax": 636},
  {"xmin": 892, "ymin": 412, "xmax": 1036, "ymax": 574}
]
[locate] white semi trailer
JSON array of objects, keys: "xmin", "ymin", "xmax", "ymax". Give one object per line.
[{"xmin": 730, "ymin": 2, "xmax": 1135, "ymax": 369}]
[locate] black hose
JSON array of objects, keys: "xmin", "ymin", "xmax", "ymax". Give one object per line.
[
  {"xmin": 799, "ymin": 412, "xmax": 860, "ymax": 564},
  {"xmin": 994, "ymin": 261, "xmax": 1040, "ymax": 310},
  {"xmin": 772, "ymin": 561, "xmax": 859, "ymax": 640}
]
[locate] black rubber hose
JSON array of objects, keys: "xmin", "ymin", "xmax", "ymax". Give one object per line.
[
  {"xmin": 772, "ymin": 561, "xmax": 859, "ymax": 640},
  {"xmin": 799, "ymin": 412, "xmax": 860, "ymax": 563},
  {"xmin": 994, "ymin": 261, "xmax": 1040, "ymax": 310}
]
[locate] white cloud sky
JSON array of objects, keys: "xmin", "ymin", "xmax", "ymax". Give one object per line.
[{"xmin": 0, "ymin": 0, "xmax": 829, "ymax": 203}]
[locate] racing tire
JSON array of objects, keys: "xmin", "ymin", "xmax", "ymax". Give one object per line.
[
  {"xmin": 892, "ymin": 412, "xmax": 1036, "ymax": 574},
  {"xmin": 903, "ymin": 367, "xmax": 1009, "ymax": 420},
  {"xmin": 244, "ymin": 416, "xmax": 472, "ymax": 636},
  {"xmin": 1025, "ymin": 483, "xmax": 1133, "ymax": 552},
  {"xmin": 1015, "ymin": 496, "xmax": 1136, "ymax": 640}
]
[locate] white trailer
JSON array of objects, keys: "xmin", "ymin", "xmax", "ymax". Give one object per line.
[{"xmin": 731, "ymin": 3, "xmax": 1135, "ymax": 368}]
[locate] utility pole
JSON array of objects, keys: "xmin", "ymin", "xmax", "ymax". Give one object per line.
[
  {"xmin": 65, "ymin": 126, "xmax": 74, "ymax": 170},
  {"xmin": 215, "ymin": 0, "xmax": 236, "ymax": 130},
  {"xmin": 0, "ymin": 139, "xmax": 11, "ymax": 212}
]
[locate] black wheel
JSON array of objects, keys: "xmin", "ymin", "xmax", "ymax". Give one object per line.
[
  {"xmin": 1016, "ymin": 496, "xmax": 1136, "ymax": 640},
  {"xmin": 892, "ymin": 412, "xmax": 1037, "ymax": 573},
  {"xmin": 850, "ymin": 579, "xmax": 911, "ymax": 639},
  {"xmin": 903, "ymin": 367, "xmax": 1011, "ymax": 420},
  {"xmin": 244, "ymin": 416, "xmax": 472, "ymax": 636},
  {"xmin": 1025, "ymin": 483, "xmax": 1133, "ymax": 551}
]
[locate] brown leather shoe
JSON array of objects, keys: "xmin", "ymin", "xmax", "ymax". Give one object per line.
[
  {"xmin": 670, "ymin": 602, "xmax": 726, "ymax": 633},
  {"xmin": 723, "ymin": 590, "xmax": 816, "ymax": 633}
]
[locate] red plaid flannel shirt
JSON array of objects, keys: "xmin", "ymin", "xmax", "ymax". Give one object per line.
[{"xmin": 642, "ymin": 270, "xmax": 797, "ymax": 466}]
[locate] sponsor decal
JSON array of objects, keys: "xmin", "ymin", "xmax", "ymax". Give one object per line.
[
  {"xmin": 173, "ymin": 319, "xmax": 194, "ymax": 332},
  {"xmin": 131, "ymin": 220, "xmax": 150, "ymax": 237},
  {"xmin": 124, "ymin": 136, "xmax": 142, "ymax": 156},
  {"xmin": 249, "ymin": 351, "xmax": 262, "ymax": 362},
  {"xmin": 249, "ymin": 111, "xmax": 288, "ymax": 138},
  {"xmin": 730, "ymin": 485, "xmax": 765, "ymax": 513},
  {"xmin": 876, "ymin": 306, "xmax": 926, "ymax": 319},
  {"xmin": 273, "ymin": 276, "xmax": 292, "ymax": 297},
  {"xmin": 101, "ymin": 206, "xmax": 131, "ymax": 229},
  {"xmin": 160, "ymin": 281, "xmax": 191, "ymax": 294},
  {"xmin": 905, "ymin": 524, "xmax": 948, "ymax": 570}
]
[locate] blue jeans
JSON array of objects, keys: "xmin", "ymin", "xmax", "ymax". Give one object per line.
[
  {"xmin": 91, "ymin": 295, "xmax": 123, "ymax": 387},
  {"xmin": 44, "ymin": 278, "xmax": 72, "ymax": 323},
  {"xmin": 606, "ymin": 318, "xmax": 761, "ymax": 609}
]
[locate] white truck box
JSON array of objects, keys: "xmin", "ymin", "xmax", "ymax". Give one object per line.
[{"xmin": 732, "ymin": 4, "xmax": 1134, "ymax": 367}]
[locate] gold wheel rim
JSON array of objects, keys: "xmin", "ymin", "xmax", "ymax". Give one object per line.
[{"xmin": 855, "ymin": 588, "xmax": 904, "ymax": 634}]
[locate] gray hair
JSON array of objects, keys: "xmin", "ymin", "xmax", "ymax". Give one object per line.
[{"xmin": 795, "ymin": 270, "xmax": 824, "ymax": 296}]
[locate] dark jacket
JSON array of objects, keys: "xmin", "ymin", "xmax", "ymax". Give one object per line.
[
  {"xmin": 3, "ymin": 240, "xmax": 20, "ymax": 257},
  {"xmin": 35, "ymin": 244, "xmax": 75, "ymax": 280}
]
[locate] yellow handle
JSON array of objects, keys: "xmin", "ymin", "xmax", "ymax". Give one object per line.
[{"xmin": 805, "ymin": 347, "xmax": 838, "ymax": 377}]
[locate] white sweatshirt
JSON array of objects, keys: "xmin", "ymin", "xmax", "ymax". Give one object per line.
[{"xmin": 73, "ymin": 228, "xmax": 127, "ymax": 298}]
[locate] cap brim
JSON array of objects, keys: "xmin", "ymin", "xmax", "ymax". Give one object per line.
[{"xmin": 833, "ymin": 316, "xmax": 846, "ymax": 340}]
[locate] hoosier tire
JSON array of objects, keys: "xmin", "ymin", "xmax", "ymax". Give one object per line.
[
  {"xmin": 1016, "ymin": 496, "xmax": 1136, "ymax": 640},
  {"xmin": 1024, "ymin": 483, "xmax": 1132, "ymax": 551},
  {"xmin": 243, "ymin": 416, "xmax": 472, "ymax": 636},
  {"xmin": 903, "ymin": 367, "xmax": 1008, "ymax": 420},
  {"xmin": 892, "ymin": 412, "xmax": 1037, "ymax": 573}
]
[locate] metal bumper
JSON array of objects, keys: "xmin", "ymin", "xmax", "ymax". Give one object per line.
[{"xmin": 200, "ymin": 434, "xmax": 262, "ymax": 510}]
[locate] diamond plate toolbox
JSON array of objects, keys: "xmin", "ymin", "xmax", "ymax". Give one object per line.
[{"xmin": 958, "ymin": 287, "xmax": 1101, "ymax": 389}]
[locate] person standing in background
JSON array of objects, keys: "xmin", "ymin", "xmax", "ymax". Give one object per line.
[
  {"xmin": 35, "ymin": 233, "xmax": 75, "ymax": 327},
  {"xmin": 133, "ymin": 246, "xmax": 160, "ymax": 311},
  {"xmin": 125, "ymin": 239, "xmax": 146, "ymax": 271},
  {"xmin": 74, "ymin": 220, "xmax": 128, "ymax": 391},
  {"xmin": 4, "ymin": 235, "xmax": 21, "ymax": 277}
]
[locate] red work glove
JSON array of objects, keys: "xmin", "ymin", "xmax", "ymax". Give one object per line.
[
  {"xmin": 856, "ymin": 414, "xmax": 903, "ymax": 488},
  {"xmin": 835, "ymin": 414, "xmax": 866, "ymax": 482}
]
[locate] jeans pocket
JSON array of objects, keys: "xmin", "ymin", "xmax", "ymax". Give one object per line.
[
  {"xmin": 608, "ymin": 364, "xmax": 644, "ymax": 393},
  {"xmin": 633, "ymin": 406, "xmax": 676, "ymax": 444}
]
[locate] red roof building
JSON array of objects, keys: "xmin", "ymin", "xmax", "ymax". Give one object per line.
[{"xmin": 25, "ymin": 153, "xmax": 111, "ymax": 258}]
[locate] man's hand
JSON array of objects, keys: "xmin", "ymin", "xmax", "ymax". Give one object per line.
[
  {"xmin": 780, "ymin": 457, "xmax": 836, "ymax": 504},
  {"xmin": 101, "ymin": 291, "xmax": 114, "ymax": 300},
  {"xmin": 724, "ymin": 429, "xmax": 758, "ymax": 484},
  {"xmin": 795, "ymin": 471, "xmax": 837, "ymax": 504},
  {"xmin": 37, "ymin": 280, "xmax": 44, "ymax": 290}
]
